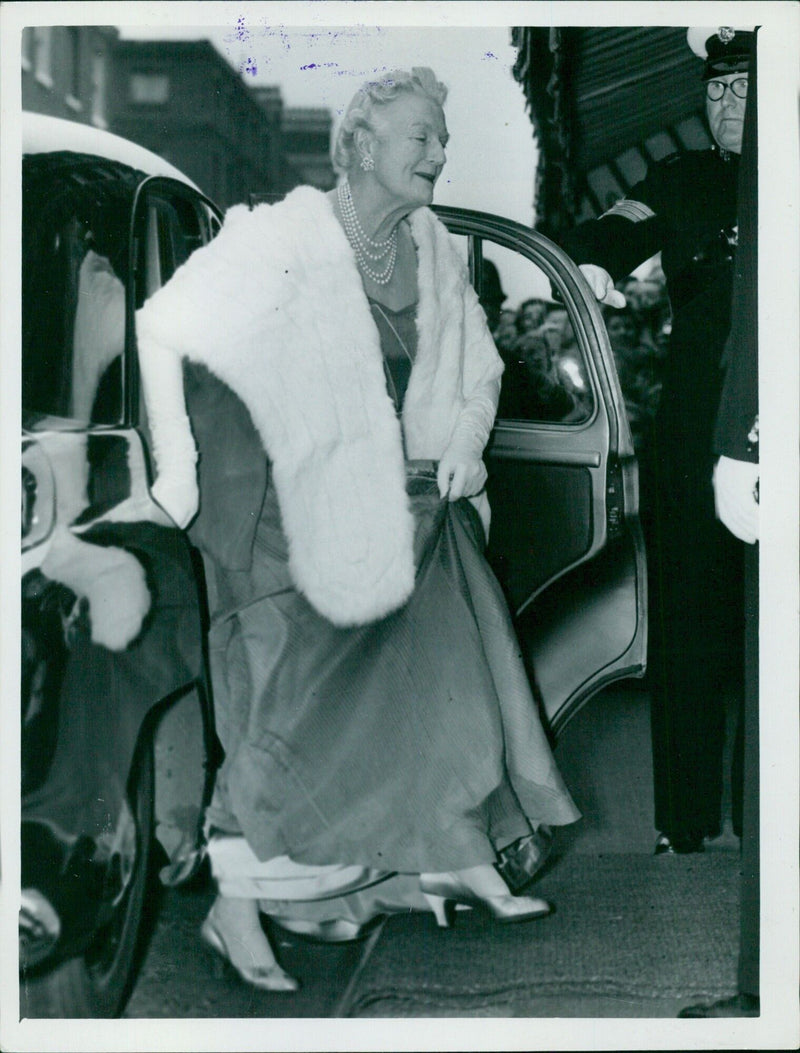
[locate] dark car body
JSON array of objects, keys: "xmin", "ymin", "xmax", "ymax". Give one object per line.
[
  {"xmin": 18, "ymin": 114, "xmax": 645, "ymax": 1017},
  {"xmin": 20, "ymin": 114, "xmax": 222, "ymax": 1017}
]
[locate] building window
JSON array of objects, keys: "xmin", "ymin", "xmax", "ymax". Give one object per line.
[
  {"xmin": 66, "ymin": 27, "xmax": 82, "ymax": 109},
  {"xmin": 33, "ymin": 27, "xmax": 53, "ymax": 88},
  {"xmin": 91, "ymin": 51, "xmax": 107, "ymax": 128},
  {"xmin": 21, "ymin": 27, "xmax": 34, "ymax": 69},
  {"xmin": 129, "ymin": 73, "xmax": 170, "ymax": 105}
]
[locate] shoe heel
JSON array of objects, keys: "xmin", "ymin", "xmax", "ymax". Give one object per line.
[
  {"xmin": 422, "ymin": 892, "xmax": 452, "ymax": 928},
  {"xmin": 201, "ymin": 919, "xmax": 228, "ymax": 978},
  {"xmin": 200, "ymin": 913, "xmax": 299, "ymax": 992}
]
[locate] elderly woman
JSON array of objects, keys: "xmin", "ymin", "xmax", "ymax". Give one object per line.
[{"xmin": 137, "ymin": 68, "xmax": 578, "ymax": 992}]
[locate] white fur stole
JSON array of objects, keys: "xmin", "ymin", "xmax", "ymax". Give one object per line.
[{"xmin": 136, "ymin": 187, "xmax": 501, "ymax": 626}]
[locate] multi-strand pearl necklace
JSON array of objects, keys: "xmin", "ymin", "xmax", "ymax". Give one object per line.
[{"xmin": 337, "ymin": 178, "xmax": 398, "ymax": 285}]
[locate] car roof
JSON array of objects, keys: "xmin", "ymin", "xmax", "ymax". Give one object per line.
[{"xmin": 23, "ymin": 112, "xmax": 201, "ymax": 190}]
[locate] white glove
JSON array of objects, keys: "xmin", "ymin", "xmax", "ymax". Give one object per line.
[
  {"xmin": 579, "ymin": 264, "xmax": 627, "ymax": 308},
  {"xmin": 137, "ymin": 335, "xmax": 199, "ymax": 528},
  {"xmin": 150, "ymin": 442, "xmax": 199, "ymax": 529},
  {"xmin": 437, "ymin": 447, "xmax": 488, "ymax": 501},
  {"xmin": 437, "ymin": 381, "xmax": 498, "ymax": 501},
  {"xmin": 713, "ymin": 455, "xmax": 759, "ymax": 544}
]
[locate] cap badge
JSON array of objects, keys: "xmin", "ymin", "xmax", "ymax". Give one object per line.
[{"xmin": 717, "ymin": 26, "xmax": 736, "ymax": 44}]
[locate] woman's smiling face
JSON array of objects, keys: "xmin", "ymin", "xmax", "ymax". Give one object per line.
[{"xmin": 366, "ymin": 91, "xmax": 449, "ymax": 210}]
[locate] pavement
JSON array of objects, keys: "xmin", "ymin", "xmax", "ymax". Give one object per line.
[{"xmin": 124, "ymin": 683, "xmax": 743, "ymax": 1023}]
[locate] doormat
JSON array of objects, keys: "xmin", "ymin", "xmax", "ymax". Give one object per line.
[{"xmin": 342, "ymin": 852, "xmax": 741, "ymax": 1017}]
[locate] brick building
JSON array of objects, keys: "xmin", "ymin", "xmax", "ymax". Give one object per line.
[
  {"xmin": 107, "ymin": 39, "xmax": 280, "ymax": 207},
  {"xmin": 253, "ymin": 89, "xmax": 336, "ymax": 194},
  {"xmin": 21, "ymin": 30, "xmax": 335, "ymax": 209},
  {"xmin": 21, "ymin": 26, "xmax": 118, "ymax": 130}
]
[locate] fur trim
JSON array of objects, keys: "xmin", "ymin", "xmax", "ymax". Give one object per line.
[
  {"xmin": 136, "ymin": 187, "xmax": 501, "ymax": 625},
  {"xmin": 41, "ymin": 526, "xmax": 151, "ymax": 651},
  {"xmin": 403, "ymin": 208, "xmax": 501, "ymax": 457}
]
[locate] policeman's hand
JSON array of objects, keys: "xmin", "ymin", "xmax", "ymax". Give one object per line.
[
  {"xmin": 713, "ymin": 455, "xmax": 759, "ymax": 544},
  {"xmin": 437, "ymin": 449, "xmax": 488, "ymax": 501},
  {"xmin": 579, "ymin": 264, "xmax": 627, "ymax": 308}
]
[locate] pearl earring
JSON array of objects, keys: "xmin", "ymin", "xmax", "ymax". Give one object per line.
[{"xmin": 360, "ymin": 155, "xmax": 375, "ymax": 172}]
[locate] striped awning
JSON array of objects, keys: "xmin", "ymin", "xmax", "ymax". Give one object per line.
[{"xmin": 512, "ymin": 27, "xmax": 712, "ymax": 237}]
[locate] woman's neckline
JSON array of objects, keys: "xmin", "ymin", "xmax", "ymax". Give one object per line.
[{"xmin": 368, "ymin": 297, "xmax": 418, "ymax": 315}]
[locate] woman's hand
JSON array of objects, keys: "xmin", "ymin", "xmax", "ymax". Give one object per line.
[
  {"xmin": 151, "ymin": 471, "xmax": 199, "ymax": 529},
  {"xmin": 437, "ymin": 450, "xmax": 488, "ymax": 501}
]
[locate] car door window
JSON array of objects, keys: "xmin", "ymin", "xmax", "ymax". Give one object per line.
[
  {"xmin": 134, "ymin": 187, "xmax": 218, "ymax": 308},
  {"xmin": 450, "ymin": 237, "xmax": 595, "ymax": 425},
  {"xmin": 136, "ymin": 191, "xmax": 210, "ymax": 306},
  {"xmin": 22, "ymin": 157, "xmax": 133, "ymax": 426},
  {"xmin": 131, "ymin": 182, "xmax": 221, "ymax": 451},
  {"xmin": 484, "ymin": 243, "xmax": 594, "ymax": 425}
]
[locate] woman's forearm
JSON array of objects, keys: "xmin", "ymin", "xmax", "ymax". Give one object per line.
[
  {"xmin": 448, "ymin": 376, "xmax": 501, "ymax": 459},
  {"xmin": 137, "ymin": 335, "xmax": 199, "ymax": 527}
]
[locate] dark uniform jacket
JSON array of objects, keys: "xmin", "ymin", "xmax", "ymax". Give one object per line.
[
  {"xmin": 564, "ymin": 147, "xmax": 741, "ymax": 487},
  {"xmin": 564, "ymin": 147, "xmax": 739, "ymax": 319}
]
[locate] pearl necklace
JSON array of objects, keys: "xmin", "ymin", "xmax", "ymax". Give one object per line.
[{"xmin": 337, "ymin": 178, "xmax": 398, "ymax": 285}]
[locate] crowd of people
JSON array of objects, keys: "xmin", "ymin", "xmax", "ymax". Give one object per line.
[{"xmin": 485, "ymin": 274, "xmax": 670, "ymax": 445}]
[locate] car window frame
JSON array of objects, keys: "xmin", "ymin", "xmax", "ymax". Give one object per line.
[
  {"xmin": 433, "ymin": 205, "xmax": 632, "ymax": 454},
  {"xmin": 128, "ymin": 176, "xmax": 222, "ymax": 428}
]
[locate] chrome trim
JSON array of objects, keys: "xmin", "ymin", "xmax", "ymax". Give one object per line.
[{"xmin": 19, "ymin": 889, "xmax": 61, "ymax": 968}]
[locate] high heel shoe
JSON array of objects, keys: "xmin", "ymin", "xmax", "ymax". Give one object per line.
[
  {"xmin": 200, "ymin": 911, "xmax": 299, "ymax": 992},
  {"xmin": 419, "ymin": 874, "xmax": 552, "ymax": 928}
]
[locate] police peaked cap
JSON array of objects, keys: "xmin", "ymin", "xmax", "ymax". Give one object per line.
[{"xmin": 687, "ymin": 27, "xmax": 754, "ymax": 79}]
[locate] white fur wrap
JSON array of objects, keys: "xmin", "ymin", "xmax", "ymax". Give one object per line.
[{"xmin": 136, "ymin": 187, "xmax": 502, "ymax": 626}]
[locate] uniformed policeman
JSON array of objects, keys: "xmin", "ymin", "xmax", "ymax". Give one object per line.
[
  {"xmin": 563, "ymin": 28, "xmax": 754, "ymax": 855},
  {"xmin": 680, "ymin": 28, "xmax": 760, "ymax": 1018}
]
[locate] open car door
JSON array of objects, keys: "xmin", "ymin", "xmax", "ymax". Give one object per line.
[{"xmin": 435, "ymin": 207, "xmax": 647, "ymax": 736}]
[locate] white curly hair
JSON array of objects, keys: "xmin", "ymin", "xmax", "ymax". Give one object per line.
[{"xmin": 331, "ymin": 67, "xmax": 448, "ymax": 175}]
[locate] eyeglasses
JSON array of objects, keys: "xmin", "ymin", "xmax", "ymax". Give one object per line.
[{"xmin": 706, "ymin": 77, "xmax": 748, "ymax": 101}]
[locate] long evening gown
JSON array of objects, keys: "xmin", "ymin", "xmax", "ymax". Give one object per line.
[{"xmin": 198, "ymin": 297, "xmax": 579, "ymax": 901}]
